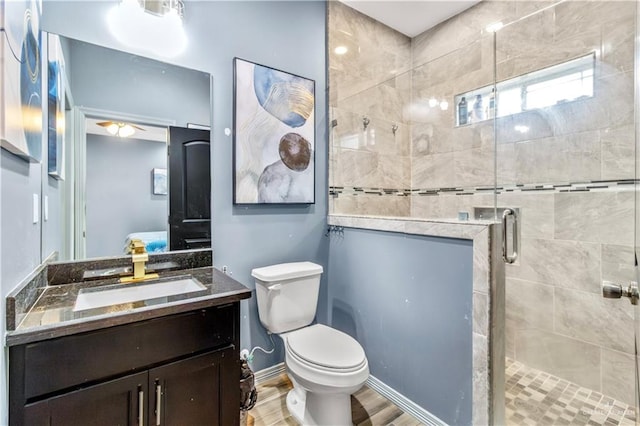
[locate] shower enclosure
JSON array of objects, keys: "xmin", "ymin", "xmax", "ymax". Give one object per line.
[
  {"xmin": 495, "ymin": 2, "xmax": 637, "ymax": 424},
  {"xmin": 329, "ymin": 1, "xmax": 639, "ymax": 424}
]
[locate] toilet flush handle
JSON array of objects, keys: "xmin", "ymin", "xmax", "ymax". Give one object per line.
[{"xmin": 267, "ymin": 283, "xmax": 282, "ymax": 292}]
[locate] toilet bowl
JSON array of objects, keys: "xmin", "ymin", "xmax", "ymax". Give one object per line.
[
  {"xmin": 252, "ymin": 262, "xmax": 369, "ymax": 425},
  {"xmin": 282, "ymin": 324, "xmax": 369, "ymax": 425}
]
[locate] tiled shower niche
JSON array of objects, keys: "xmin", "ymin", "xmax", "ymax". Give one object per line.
[{"xmin": 454, "ymin": 53, "xmax": 594, "ymax": 127}]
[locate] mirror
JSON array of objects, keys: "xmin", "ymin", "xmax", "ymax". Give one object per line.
[{"xmin": 47, "ymin": 35, "xmax": 211, "ymax": 261}]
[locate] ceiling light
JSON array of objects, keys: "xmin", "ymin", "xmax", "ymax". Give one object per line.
[
  {"xmin": 106, "ymin": 123, "xmax": 120, "ymax": 135},
  {"xmin": 334, "ymin": 46, "xmax": 348, "ymax": 55},
  {"xmin": 105, "ymin": 122, "xmax": 137, "ymax": 138},
  {"xmin": 486, "ymin": 22, "xmax": 504, "ymax": 33},
  {"xmin": 439, "ymin": 100, "xmax": 449, "ymax": 111},
  {"xmin": 117, "ymin": 124, "xmax": 136, "ymax": 138},
  {"xmin": 428, "ymin": 97, "xmax": 438, "ymax": 108},
  {"xmin": 107, "ymin": 0, "xmax": 187, "ymax": 58}
]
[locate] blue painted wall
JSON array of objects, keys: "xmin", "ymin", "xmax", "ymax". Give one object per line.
[
  {"xmin": 0, "ymin": 5, "xmax": 480, "ymax": 425},
  {"xmin": 328, "ymin": 227, "xmax": 473, "ymax": 425},
  {"xmin": 41, "ymin": 0, "xmax": 328, "ymax": 372}
]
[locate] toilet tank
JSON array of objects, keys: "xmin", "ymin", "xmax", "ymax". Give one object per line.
[{"xmin": 252, "ymin": 262, "xmax": 323, "ymax": 334}]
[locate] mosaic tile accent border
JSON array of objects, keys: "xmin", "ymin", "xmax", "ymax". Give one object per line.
[
  {"xmin": 505, "ymin": 358, "xmax": 636, "ymax": 426},
  {"xmin": 330, "ymin": 179, "xmax": 638, "ymax": 198}
]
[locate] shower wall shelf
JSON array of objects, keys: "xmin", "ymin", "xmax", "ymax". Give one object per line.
[{"xmin": 454, "ymin": 53, "xmax": 595, "ymax": 128}]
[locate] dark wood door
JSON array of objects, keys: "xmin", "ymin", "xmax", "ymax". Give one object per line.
[
  {"xmin": 149, "ymin": 349, "xmax": 231, "ymax": 426},
  {"xmin": 168, "ymin": 126, "xmax": 211, "ymax": 250},
  {"xmin": 25, "ymin": 371, "xmax": 148, "ymax": 426}
]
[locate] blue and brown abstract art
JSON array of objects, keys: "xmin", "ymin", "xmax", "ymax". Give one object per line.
[
  {"xmin": 47, "ymin": 33, "xmax": 66, "ymax": 179},
  {"xmin": 233, "ymin": 58, "xmax": 315, "ymax": 204},
  {"xmin": 1, "ymin": 0, "xmax": 43, "ymax": 162}
]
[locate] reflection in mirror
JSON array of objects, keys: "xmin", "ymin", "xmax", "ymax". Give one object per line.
[
  {"xmin": 84, "ymin": 119, "xmax": 169, "ymax": 259},
  {"xmin": 52, "ymin": 35, "xmax": 211, "ymax": 261}
]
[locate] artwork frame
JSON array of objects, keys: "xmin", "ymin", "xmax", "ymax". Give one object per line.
[
  {"xmin": 0, "ymin": 0, "xmax": 43, "ymax": 163},
  {"xmin": 47, "ymin": 32, "xmax": 65, "ymax": 179},
  {"xmin": 152, "ymin": 168, "xmax": 167, "ymax": 195},
  {"xmin": 233, "ymin": 57, "xmax": 315, "ymax": 205}
]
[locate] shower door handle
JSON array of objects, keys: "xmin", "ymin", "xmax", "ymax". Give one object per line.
[
  {"xmin": 502, "ymin": 208, "xmax": 518, "ymax": 264},
  {"xmin": 602, "ymin": 281, "xmax": 639, "ymax": 305}
]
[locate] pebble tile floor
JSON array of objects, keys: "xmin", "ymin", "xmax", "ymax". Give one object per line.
[{"xmin": 505, "ymin": 358, "xmax": 636, "ymax": 426}]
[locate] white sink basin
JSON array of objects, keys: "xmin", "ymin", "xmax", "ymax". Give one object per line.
[{"xmin": 73, "ymin": 277, "xmax": 206, "ymax": 312}]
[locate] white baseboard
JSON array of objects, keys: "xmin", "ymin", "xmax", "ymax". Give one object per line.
[
  {"xmin": 366, "ymin": 375, "xmax": 447, "ymax": 426},
  {"xmin": 254, "ymin": 362, "xmax": 286, "ymax": 384},
  {"xmin": 254, "ymin": 364, "xmax": 446, "ymax": 426}
]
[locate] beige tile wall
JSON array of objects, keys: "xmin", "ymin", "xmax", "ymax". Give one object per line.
[
  {"xmin": 328, "ymin": 2, "xmax": 412, "ymax": 217},
  {"xmin": 328, "ymin": 0, "xmax": 637, "ymax": 406}
]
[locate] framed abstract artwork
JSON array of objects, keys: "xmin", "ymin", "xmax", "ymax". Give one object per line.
[
  {"xmin": 233, "ymin": 58, "xmax": 315, "ymax": 204},
  {"xmin": 0, "ymin": 0, "xmax": 43, "ymax": 162},
  {"xmin": 47, "ymin": 32, "xmax": 65, "ymax": 179},
  {"xmin": 152, "ymin": 168, "xmax": 167, "ymax": 195}
]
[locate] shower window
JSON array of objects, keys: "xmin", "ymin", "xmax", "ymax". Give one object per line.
[{"xmin": 454, "ymin": 52, "xmax": 595, "ymax": 127}]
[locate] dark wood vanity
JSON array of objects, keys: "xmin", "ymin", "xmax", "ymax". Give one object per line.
[
  {"xmin": 10, "ymin": 303, "xmax": 240, "ymax": 425},
  {"xmin": 6, "ymin": 251, "xmax": 251, "ymax": 426}
]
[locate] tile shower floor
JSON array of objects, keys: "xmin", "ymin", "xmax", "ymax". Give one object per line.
[{"xmin": 506, "ymin": 358, "xmax": 636, "ymax": 425}]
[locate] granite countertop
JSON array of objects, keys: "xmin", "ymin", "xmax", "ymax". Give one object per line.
[{"xmin": 6, "ymin": 265, "xmax": 252, "ymax": 347}]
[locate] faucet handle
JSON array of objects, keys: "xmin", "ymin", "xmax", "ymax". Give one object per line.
[{"xmin": 129, "ymin": 239, "xmax": 147, "ymax": 254}]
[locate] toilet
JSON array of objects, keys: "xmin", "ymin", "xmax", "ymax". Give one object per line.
[{"xmin": 252, "ymin": 261, "xmax": 369, "ymax": 426}]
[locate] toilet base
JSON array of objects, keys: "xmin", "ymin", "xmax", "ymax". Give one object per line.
[
  {"xmin": 286, "ymin": 387, "xmax": 353, "ymax": 426},
  {"xmin": 286, "ymin": 387, "xmax": 306, "ymax": 424}
]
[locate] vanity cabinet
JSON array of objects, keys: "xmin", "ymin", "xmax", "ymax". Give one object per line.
[
  {"xmin": 24, "ymin": 371, "xmax": 148, "ymax": 425},
  {"xmin": 10, "ymin": 303, "xmax": 241, "ymax": 426}
]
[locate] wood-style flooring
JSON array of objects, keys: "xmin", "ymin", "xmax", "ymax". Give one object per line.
[{"xmin": 246, "ymin": 373, "xmax": 424, "ymax": 426}]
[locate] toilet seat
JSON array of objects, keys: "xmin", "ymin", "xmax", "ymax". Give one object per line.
[{"xmin": 286, "ymin": 324, "xmax": 367, "ymax": 372}]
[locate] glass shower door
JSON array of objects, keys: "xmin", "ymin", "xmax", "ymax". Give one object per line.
[
  {"xmin": 634, "ymin": 0, "xmax": 640, "ymax": 420},
  {"xmin": 495, "ymin": 1, "xmax": 638, "ymax": 424}
]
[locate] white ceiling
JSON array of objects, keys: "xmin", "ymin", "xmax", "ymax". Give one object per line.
[{"xmin": 339, "ymin": 0, "xmax": 481, "ymax": 38}]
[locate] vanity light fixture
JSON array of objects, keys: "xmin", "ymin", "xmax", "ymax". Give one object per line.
[{"xmin": 107, "ymin": 0, "xmax": 187, "ymax": 58}]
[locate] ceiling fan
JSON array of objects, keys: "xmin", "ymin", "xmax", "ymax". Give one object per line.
[{"xmin": 96, "ymin": 121, "xmax": 146, "ymax": 138}]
